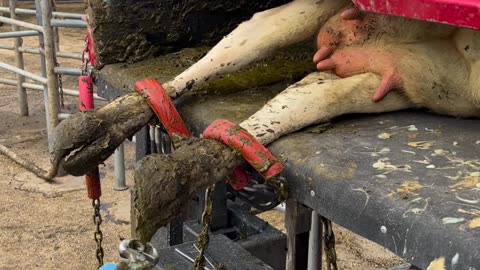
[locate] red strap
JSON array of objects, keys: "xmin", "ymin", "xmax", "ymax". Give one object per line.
[
  {"xmin": 228, "ymin": 166, "xmax": 250, "ymax": 191},
  {"xmin": 134, "ymin": 79, "xmax": 192, "ymax": 140},
  {"xmin": 203, "ymin": 119, "xmax": 284, "ymax": 180},
  {"xmin": 84, "ymin": 18, "xmax": 103, "ymax": 69},
  {"xmin": 134, "ymin": 80, "xmax": 253, "ymax": 189}
]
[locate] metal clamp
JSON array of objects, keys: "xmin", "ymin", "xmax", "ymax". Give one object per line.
[{"xmin": 118, "ymin": 239, "xmax": 159, "ymax": 268}]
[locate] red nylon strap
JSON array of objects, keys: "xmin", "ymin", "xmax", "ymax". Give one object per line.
[
  {"xmin": 134, "ymin": 78, "xmax": 192, "ymax": 139},
  {"xmin": 228, "ymin": 166, "xmax": 250, "ymax": 191},
  {"xmin": 133, "ymin": 79, "xmax": 251, "ymax": 190},
  {"xmin": 84, "ymin": 17, "xmax": 102, "ymax": 69},
  {"xmin": 203, "ymin": 119, "xmax": 284, "ymax": 180}
]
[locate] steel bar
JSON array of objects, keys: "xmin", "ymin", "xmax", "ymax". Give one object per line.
[
  {"xmin": 54, "ymin": 66, "xmax": 82, "ymax": 76},
  {"xmin": 0, "ymin": 7, "xmax": 85, "ymax": 19},
  {"xmin": 40, "ymin": 0, "xmax": 60, "ymax": 136},
  {"xmin": 307, "ymin": 211, "xmax": 322, "ymax": 270},
  {"xmin": 114, "ymin": 144, "xmax": 128, "ymax": 191},
  {"xmin": 154, "ymin": 126, "xmax": 162, "ymax": 153},
  {"xmin": 0, "ymin": 44, "xmax": 82, "ymax": 59},
  {"xmin": 58, "ymin": 113, "xmax": 71, "ymax": 119},
  {"xmin": 51, "ymin": 18, "xmax": 86, "ymax": 28},
  {"xmin": 35, "ymin": 0, "xmax": 51, "ymax": 146},
  {"xmin": 0, "ymin": 62, "xmax": 47, "ymax": 84},
  {"xmin": 0, "ymin": 78, "xmax": 104, "ymax": 100},
  {"xmin": 0, "ymin": 15, "xmax": 43, "ymax": 32},
  {"xmin": 50, "ymin": 0, "xmax": 59, "ymax": 52},
  {"xmin": 54, "ymin": 51, "xmax": 82, "ymax": 59},
  {"xmin": 149, "ymin": 125, "xmax": 156, "ymax": 154},
  {"xmin": 0, "ymin": 30, "xmax": 38, "ymax": 38},
  {"xmin": 9, "ymin": 0, "xmax": 28, "ymax": 116}
]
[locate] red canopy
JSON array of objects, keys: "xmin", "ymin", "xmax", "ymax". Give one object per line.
[{"xmin": 353, "ymin": 0, "xmax": 480, "ymax": 30}]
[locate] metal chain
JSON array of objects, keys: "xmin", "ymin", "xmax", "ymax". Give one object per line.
[
  {"xmin": 92, "ymin": 198, "xmax": 104, "ymax": 268},
  {"xmin": 322, "ymin": 216, "xmax": 338, "ymax": 270},
  {"xmin": 55, "ymin": 62, "xmax": 64, "ymax": 108},
  {"xmin": 193, "ymin": 184, "xmax": 215, "ymax": 270}
]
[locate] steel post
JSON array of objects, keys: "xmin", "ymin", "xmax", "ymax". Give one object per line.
[
  {"xmin": 308, "ymin": 211, "xmax": 323, "ymax": 270},
  {"xmin": 114, "ymin": 143, "xmax": 128, "ymax": 191},
  {"xmin": 9, "ymin": 0, "xmax": 28, "ymax": 116},
  {"xmin": 40, "ymin": 0, "xmax": 60, "ymax": 145},
  {"xmin": 35, "ymin": 0, "xmax": 51, "ymax": 149}
]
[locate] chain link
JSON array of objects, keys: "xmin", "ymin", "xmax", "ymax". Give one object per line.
[
  {"xmin": 92, "ymin": 198, "xmax": 104, "ymax": 268},
  {"xmin": 54, "ymin": 61, "xmax": 64, "ymax": 108},
  {"xmin": 193, "ymin": 184, "xmax": 215, "ymax": 270},
  {"xmin": 322, "ymin": 216, "xmax": 338, "ymax": 270}
]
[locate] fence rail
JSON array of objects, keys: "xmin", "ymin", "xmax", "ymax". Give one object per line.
[
  {"xmin": 0, "ymin": 0, "xmax": 93, "ymax": 148},
  {"xmin": 0, "ymin": 44, "xmax": 83, "ymax": 59},
  {"xmin": 0, "ymin": 0, "xmax": 123, "ymax": 193},
  {"xmin": 0, "ymin": 6, "xmax": 85, "ymax": 19}
]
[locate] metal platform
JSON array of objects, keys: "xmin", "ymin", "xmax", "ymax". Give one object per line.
[
  {"xmin": 152, "ymin": 234, "xmax": 274, "ymax": 270},
  {"xmin": 96, "ymin": 58, "xmax": 480, "ymax": 269}
]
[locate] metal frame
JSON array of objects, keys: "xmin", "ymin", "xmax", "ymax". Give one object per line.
[{"xmin": 0, "ymin": 0, "xmax": 89, "ymax": 148}]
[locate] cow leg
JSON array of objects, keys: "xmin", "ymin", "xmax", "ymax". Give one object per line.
[
  {"xmin": 164, "ymin": 0, "xmax": 350, "ymax": 97},
  {"xmin": 239, "ymin": 72, "xmax": 414, "ymax": 145}
]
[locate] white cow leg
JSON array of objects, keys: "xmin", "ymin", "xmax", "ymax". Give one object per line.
[
  {"xmin": 164, "ymin": 0, "xmax": 349, "ymax": 97},
  {"xmin": 240, "ymin": 72, "xmax": 414, "ymax": 145}
]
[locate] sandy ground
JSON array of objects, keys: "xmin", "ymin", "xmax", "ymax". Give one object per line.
[{"xmin": 0, "ymin": 3, "xmax": 404, "ymax": 270}]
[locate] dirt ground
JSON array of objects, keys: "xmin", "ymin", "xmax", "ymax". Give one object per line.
[{"xmin": 0, "ymin": 3, "xmax": 403, "ymax": 270}]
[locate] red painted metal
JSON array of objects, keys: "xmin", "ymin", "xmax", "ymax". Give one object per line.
[
  {"xmin": 85, "ymin": 170, "xmax": 102, "ymax": 200},
  {"xmin": 203, "ymin": 119, "xmax": 284, "ymax": 180},
  {"xmin": 353, "ymin": 0, "xmax": 480, "ymax": 30},
  {"xmin": 78, "ymin": 75, "xmax": 94, "ymax": 111},
  {"xmin": 79, "ymin": 73, "xmax": 101, "ymax": 200},
  {"xmin": 134, "ymin": 79, "xmax": 192, "ymax": 139}
]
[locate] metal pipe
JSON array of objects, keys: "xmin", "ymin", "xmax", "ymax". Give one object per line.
[
  {"xmin": 35, "ymin": 0, "xmax": 51, "ymax": 148},
  {"xmin": 58, "ymin": 113, "xmax": 71, "ymax": 119},
  {"xmin": 40, "ymin": 0, "xmax": 60, "ymax": 136},
  {"xmin": 273, "ymin": 202, "xmax": 286, "ymax": 213},
  {"xmin": 0, "ymin": 62, "xmax": 47, "ymax": 84},
  {"xmin": 0, "ymin": 7, "xmax": 85, "ymax": 19},
  {"xmin": 114, "ymin": 144, "xmax": 128, "ymax": 191},
  {"xmin": 0, "ymin": 15, "xmax": 43, "ymax": 32},
  {"xmin": 0, "ymin": 30, "xmax": 38, "ymax": 38},
  {"xmin": 154, "ymin": 126, "xmax": 162, "ymax": 153},
  {"xmin": 9, "ymin": 0, "xmax": 28, "ymax": 116},
  {"xmin": 0, "ymin": 78, "xmax": 104, "ymax": 100},
  {"xmin": 0, "ymin": 44, "xmax": 83, "ymax": 59},
  {"xmin": 54, "ymin": 66, "xmax": 82, "ymax": 76},
  {"xmin": 50, "ymin": 0, "xmax": 59, "ymax": 52},
  {"xmin": 56, "ymin": 51, "xmax": 82, "ymax": 59},
  {"xmin": 308, "ymin": 211, "xmax": 322, "ymax": 270},
  {"xmin": 51, "ymin": 18, "xmax": 87, "ymax": 28},
  {"xmin": 149, "ymin": 125, "xmax": 156, "ymax": 154}
]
